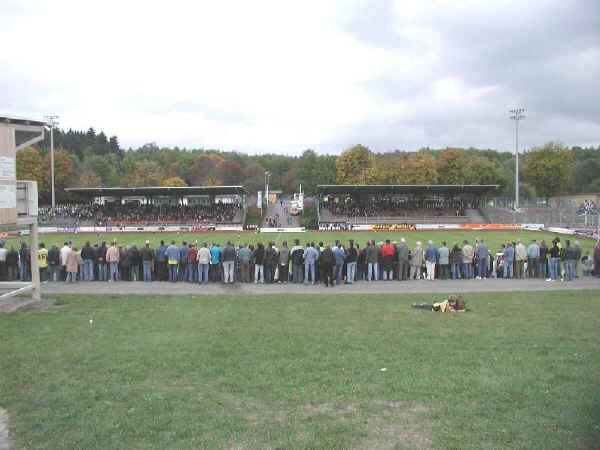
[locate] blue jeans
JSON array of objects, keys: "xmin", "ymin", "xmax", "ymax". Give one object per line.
[
  {"xmin": 346, "ymin": 261, "xmax": 356, "ymax": 283},
  {"xmin": 451, "ymin": 263, "xmax": 461, "ymax": 279},
  {"xmin": 367, "ymin": 262, "xmax": 378, "ymax": 281},
  {"xmin": 304, "ymin": 263, "xmax": 315, "ymax": 283},
  {"xmin": 292, "ymin": 264, "xmax": 303, "ymax": 283},
  {"xmin": 255, "ymin": 264, "xmax": 264, "ymax": 283},
  {"xmin": 48, "ymin": 264, "xmax": 60, "ymax": 282},
  {"xmin": 503, "ymin": 260, "xmax": 513, "ymax": 278},
  {"xmin": 335, "ymin": 264, "xmax": 343, "ymax": 284},
  {"xmin": 477, "ymin": 257, "xmax": 487, "ymax": 278},
  {"xmin": 537, "ymin": 261, "xmax": 546, "ymax": 279},
  {"xmin": 198, "ymin": 264, "xmax": 209, "ymax": 283},
  {"xmin": 143, "ymin": 261, "xmax": 152, "ymax": 281},
  {"xmin": 565, "ymin": 260, "xmax": 575, "ymax": 281},
  {"xmin": 131, "ymin": 264, "xmax": 139, "ymax": 281},
  {"xmin": 84, "ymin": 259, "xmax": 94, "ymax": 281},
  {"xmin": 66, "ymin": 272, "xmax": 77, "ymax": 283},
  {"xmin": 549, "ymin": 258, "xmax": 559, "ymax": 280},
  {"xmin": 186, "ymin": 263, "xmax": 196, "ymax": 282},
  {"xmin": 97, "ymin": 263, "xmax": 107, "ymax": 281},
  {"xmin": 169, "ymin": 263, "xmax": 178, "ymax": 281},
  {"xmin": 109, "ymin": 262, "xmax": 118, "ymax": 281}
]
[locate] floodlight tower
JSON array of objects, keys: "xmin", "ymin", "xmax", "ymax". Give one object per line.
[
  {"xmin": 45, "ymin": 115, "xmax": 59, "ymax": 212},
  {"xmin": 509, "ymin": 108, "xmax": 525, "ymax": 210}
]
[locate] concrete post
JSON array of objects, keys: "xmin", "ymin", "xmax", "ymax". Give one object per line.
[{"xmin": 30, "ymin": 221, "xmax": 40, "ymax": 300}]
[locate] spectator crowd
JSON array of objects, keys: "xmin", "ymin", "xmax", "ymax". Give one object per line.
[
  {"xmin": 321, "ymin": 196, "xmax": 467, "ymax": 218},
  {"xmin": 38, "ymin": 202, "xmax": 241, "ymax": 226},
  {"xmin": 9, "ymin": 235, "xmax": 598, "ymax": 285}
]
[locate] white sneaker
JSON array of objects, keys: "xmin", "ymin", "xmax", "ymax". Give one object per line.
[{"xmin": 545, "ymin": 278, "xmax": 551, "ymax": 281}]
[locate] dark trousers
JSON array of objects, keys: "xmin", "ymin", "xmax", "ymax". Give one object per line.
[
  {"xmin": 265, "ymin": 264, "xmax": 275, "ymax": 283},
  {"xmin": 321, "ymin": 263, "xmax": 333, "ymax": 286},
  {"xmin": 439, "ymin": 264, "xmax": 450, "ymax": 280},
  {"xmin": 527, "ymin": 258, "xmax": 537, "ymax": 278},
  {"xmin": 157, "ymin": 261, "xmax": 167, "ymax": 281},
  {"xmin": 278, "ymin": 263, "xmax": 289, "ymax": 282},
  {"xmin": 7, "ymin": 264, "xmax": 17, "ymax": 280}
]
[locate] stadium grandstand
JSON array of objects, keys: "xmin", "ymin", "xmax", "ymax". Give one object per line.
[
  {"xmin": 317, "ymin": 184, "xmax": 499, "ymax": 227},
  {"xmin": 39, "ymin": 186, "xmax": 247, "ymax": 228}
]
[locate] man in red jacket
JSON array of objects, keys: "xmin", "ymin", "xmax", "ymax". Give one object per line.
[{"xmin": 381, "ymin": 239, "xmax": 395, "ymax": 281}]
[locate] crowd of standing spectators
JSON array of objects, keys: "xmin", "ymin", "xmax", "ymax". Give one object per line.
[{"xmin": 23, "ymin": 236, "xmax": 599, "ymax": 285}]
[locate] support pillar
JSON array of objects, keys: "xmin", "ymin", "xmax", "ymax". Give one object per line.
[{"xmin": 30, "ymin": 221, "xmax": 40, "ymax": 300}]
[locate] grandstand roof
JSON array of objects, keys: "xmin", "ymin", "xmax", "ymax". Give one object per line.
[
  {"xmin": 317, "ymin": 184, "xmax": 499, "ymax": 195},
  {"xmin": 65, "ymin": 186, "xmax": 248, "ymax": 198}
]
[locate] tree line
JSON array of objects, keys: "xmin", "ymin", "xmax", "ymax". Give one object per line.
[{"xmin": 15, "ymin": 126, "xmax": 599, "ymax": 204}]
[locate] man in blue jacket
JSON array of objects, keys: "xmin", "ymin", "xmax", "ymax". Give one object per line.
[
  {"xmin": 503, "ymin": 243, "xmax": 514, "ymax": 279},
  {"xmin": 303, "ymin": 243, "xmax": 319, "ymax": 284},
  {"xmin": 332, "ymin": 243, "xmax": 345, "ymax": 285},
  {"xmin": 178, "ymin": 241, "xmax": 188, "ymax": 281},
  {"xmin": 424, "ymin": 240, "xmax": 438, "ymax": 281},
  {"xmin": 210, "ymin": 243, "xmax": 221, "ymax": 282}
]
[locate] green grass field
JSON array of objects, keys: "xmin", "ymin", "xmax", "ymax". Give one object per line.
[
  {"xmin": 5, "ymin": 230, "xmax": 598, "ymax": 257},
  {"xmin": 2, "ymin": 290, "xmax": 600, "ymax": 449}
]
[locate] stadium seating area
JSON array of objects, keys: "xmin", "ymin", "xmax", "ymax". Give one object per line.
[
  {"xmin": 38, "ymin": 202, "xmax": 243, "ymax": 226},
  {"xmin": 319, "ymin": 196, "xmax": 484, "ymax": 224}
]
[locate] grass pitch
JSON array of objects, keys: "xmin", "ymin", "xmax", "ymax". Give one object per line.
[{"xmin": 1, "ymin": 290, "xmax": 599, "ymax": 449}]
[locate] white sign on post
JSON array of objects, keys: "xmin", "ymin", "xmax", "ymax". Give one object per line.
[
  {"xmin": 0, "ymin": 157, "xmax": 16, "ymax": 180},
  {"xmin": 0, "ymin": 184, "xmax": 16, "ymax": 209}
]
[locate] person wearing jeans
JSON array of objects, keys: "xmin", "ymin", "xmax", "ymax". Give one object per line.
[
  {"xmin": 548, "ymin": 240, "xmax": 561, "ymax": 281},
  {"xmin": 105, "ymin": 242, "xmax": 119, "ymax": 282},
  {"xmin": 197, "ymin": 242, "xmax": 211, "ymax": 284}
]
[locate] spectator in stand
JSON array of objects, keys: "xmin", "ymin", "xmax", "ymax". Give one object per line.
[{"xmin": 166, "ymin": 241, "xmax": 180, "ymax": 282}]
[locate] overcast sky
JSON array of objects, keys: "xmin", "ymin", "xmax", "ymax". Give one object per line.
[{"xmin": 1, "ymin": 0, "xmax": 599, "ymax": 154}]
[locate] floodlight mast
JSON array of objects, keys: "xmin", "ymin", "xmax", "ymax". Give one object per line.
[
  {"xmin": 45, "ymin": 115, "xmax": 59, "ymax": 212},
  {"xmin": 509, "ymin": 108, "xmax": 525, "ymax": 210}
]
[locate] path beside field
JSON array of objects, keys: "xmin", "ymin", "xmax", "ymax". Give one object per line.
[{"xmin": 40, "ymin": 277, "xmax": 600, "ymax": 296}]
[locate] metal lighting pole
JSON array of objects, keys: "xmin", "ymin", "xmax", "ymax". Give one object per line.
[
  {"xmin": 509, "ymin": 108, "xmax": 525, "ymax": 210},
  {"xmin": 45, "ymin": 115, "xmax": 59, "ymax": 212}
]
